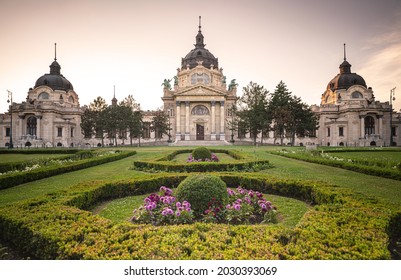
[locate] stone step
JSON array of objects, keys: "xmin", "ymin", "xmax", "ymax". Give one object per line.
[{"xmin": 171, "ymin": 140, "xmax": 233, "ymax": 146}]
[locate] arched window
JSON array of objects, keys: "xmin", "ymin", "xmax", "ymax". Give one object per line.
[
  {"xmin": 365, "ymin": 116, "xmax": 375, "ymax": 135},
  {"xmin": 26, "ymin": 116, "xmax": 37, "ymax": 136},
  {"xmin": 351, "ymin": 91, "xmax": 363, "ymax": 99},
  {"xmin": 191, "ymin": 73, "xmax": 210, "ymax": 85},
  {"xmin": 38, "ymin": 92, "xmax": 49, "ymax": 99},
  {"xmin": 68, "ymin": 96, "xmax": 74, "ymax": 103},
  {"xmin": 191, "ymin": 105, "xmax": 209, "ymax": 115}
]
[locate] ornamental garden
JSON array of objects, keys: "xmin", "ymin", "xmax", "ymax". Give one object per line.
[{"xmin": 0, "ymin": 146, "xmax": 400, "ymax": 259}]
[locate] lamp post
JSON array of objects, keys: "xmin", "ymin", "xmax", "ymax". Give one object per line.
[
  {"xmin": 390, "ymin": 87, "xmax": 396, "ymax": 146},
  {"xmin": 7, "ymin": 90, "xmax": 13, "ymax": 149}
]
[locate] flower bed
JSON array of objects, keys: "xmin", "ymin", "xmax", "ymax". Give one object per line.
[
  {"xmin": 0, "ymin": 173, "xmax": 398, "ymax": 259},
  {"xmin": 130, "ymin": 186, "xmax": 277, "ymax": 225}
]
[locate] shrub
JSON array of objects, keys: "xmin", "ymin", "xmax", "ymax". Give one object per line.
[
  {"xmin": 192, "ymin": 147, "xmax": 211, "ymax": 161},
  {"xmin": 175, "ymin": 174, "xmax": 228, "ymax": 217}
]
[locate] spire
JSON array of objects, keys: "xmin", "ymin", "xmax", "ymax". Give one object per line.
[
  {"xmin": 195, "ymin": 16, "xmax": 205, "ymax": 48},
  {"xmin": 112, "ymin": 85, "xmax": 117, "ymax": 106},
  {"xmin": 49, "ymin": 42, "xmax": 61, "ymax": 75},
  {"xmin": 339, "ymin": 43, "xmax": 351, "ymax": 74},
  {"xmin": 343, "ymin": 43, "xmax": 346, "ymax": 61}
]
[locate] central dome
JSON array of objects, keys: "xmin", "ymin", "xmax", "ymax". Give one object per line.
[
  {"xmin": 34, "ymin": 56, "xmax": 74, "ymax": 91},
  {"xmin": 327, "ymin": 54, "xmax": 366, "ymax": 91},
  {"xmin": 181, "ymin": 18, "xmax": 219, "ymax": 70}
]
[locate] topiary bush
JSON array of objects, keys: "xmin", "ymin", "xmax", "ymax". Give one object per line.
[
  {"xmin": 192, "ymin": 147, "xmax": 212, "ymax": 161},
  {"xmin": 175, "ymin": 174, "xmax": 228, "ymax": 217}
]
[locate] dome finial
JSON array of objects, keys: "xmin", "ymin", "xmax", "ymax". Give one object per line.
[
  {"xmin": 343, "ymin": 43, "xmax": 346, "ymax": 61},
  {"xmin": 199, "ymin": 16, "xmax": 201, "ymax": 32},
  {"xmin": 195, "ymin": 16, "xmax": 205, "ymax": 48},
  {"xmin": 54, "ymin": 42, "xmax": 57, "ymax": 61}
]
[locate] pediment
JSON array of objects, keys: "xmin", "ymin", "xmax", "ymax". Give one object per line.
[{"xmin": 174, "ymin": 85, "xmax": 226, "ymax": 97}]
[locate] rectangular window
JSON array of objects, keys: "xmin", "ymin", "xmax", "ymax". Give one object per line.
[
  {"xmin": 6, "ymin": 127, "xmax": 10, "ymax": 137},
  {"xmin": 339, "ymin": 127, "xmax": 344, "ymax": 137},
  {"xmin": 327, "ymin": 127, "xmax": 331, "ymax": 137},
  {"xmin": 57, "ymin": 127, "xmax": 63, "ymax": 137},
  {"xmin": 392, "ymin": 126, "xmax": 397, "ymax": 137},
  {"xmin": 71, "ymin": 127, "xmax": 74, "ymax": 138}
]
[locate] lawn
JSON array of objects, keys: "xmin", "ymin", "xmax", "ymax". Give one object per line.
[
  {"xmin": 0, "ymin": 146, "xmax": 400, "ymax": 259},
  {"xmin": 0, "ymin": 154, "xmax": 67, "ymax": 163}
]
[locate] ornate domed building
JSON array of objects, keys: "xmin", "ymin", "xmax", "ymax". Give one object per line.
[
  {"xmin": 313, "ymin": 45, "xmax": 399, "ymax": 147},
  {"xmin": 0, "ymin": 44, "xmax": 83, "ymax": 148},
  {"xmin": 162, "ymin": 17, "xmax": 237, "ymax": 143}
]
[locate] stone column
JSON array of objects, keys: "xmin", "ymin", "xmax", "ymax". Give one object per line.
[
  {"xmin": 378, "ymin": 115, "xmax": 383, "ymax": 137},
  {"xmin": 36, "ymin": 116, "xmax": 41, "ymax": 139},
  {"xmin": 220, "ymin": 101, "xmax": 225, "ymax": 141},
  {"xmin": 175, "ymin": 101, "xmax": 181, "ymax": 140},
  {"xmin": 211, "ymin": 101, "xmax": 216, "ymax": 140},
  {"xmin": 185, "ymin": 101, "xmax": 190, "ymax": 140},
  {"xmin": 360, "ymin": 116, "xmax": 365, "ymax": 138}
]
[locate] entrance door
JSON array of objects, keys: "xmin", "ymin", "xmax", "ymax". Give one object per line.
[{"xmin": 196, "ymin": 124, "xmax": 204, "ymax": 140}]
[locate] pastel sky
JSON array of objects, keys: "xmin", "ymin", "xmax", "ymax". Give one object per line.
[{"xmin": 1, "ymin": 0, "xmax": 400, "ymax": 114}]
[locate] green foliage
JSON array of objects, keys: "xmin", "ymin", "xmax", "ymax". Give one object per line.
[
  {"xmin": 192, "ymin": 147, "xmax": 212, "ymax": 160},
  {"xmin": 175, "ymin": 174, "xmax": 228, "ymax": 217}
]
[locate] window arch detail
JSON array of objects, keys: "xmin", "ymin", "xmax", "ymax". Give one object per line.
[{"xmin": 191, "ymin": 105, "xmax": 209, "ymax": 115}]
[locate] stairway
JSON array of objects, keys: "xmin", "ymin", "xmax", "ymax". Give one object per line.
[{"xmin": 171, "ymin": 140, "xmax": 233, "ymax": 146}]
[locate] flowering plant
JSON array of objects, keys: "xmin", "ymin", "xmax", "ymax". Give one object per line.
[
  {"xmin": 130, "ymin": 186, "xmax": 193, "ymax": 225},
  {"xmin": 131, "ymin": 185, "xmax": 278, "ymax": 226},
  {"xmin": 187, "ymin": 153, "xmax": 219, "ymax": 163}
]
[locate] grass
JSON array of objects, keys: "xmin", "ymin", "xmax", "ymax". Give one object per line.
[
  {"xmin": 326, "ymin": 151, "xmax": 401, "ymax": 168},
  {"xmin": 1, "ymin": 146, "xmax": 400, "ymax": 207}
]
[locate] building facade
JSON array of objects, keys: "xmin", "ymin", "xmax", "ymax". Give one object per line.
[
  {"xmin": 312, "ymin": 49, "xmax": 401, "ymax": 147},
  {"xmin": 1, "ymin": 26, "xmax": 400, "ymax": 148},
  {"xmin": 0, "ymin": 48, "xmax": 84, "ymax": 148},
  {"xmin": 161, "ymin": 18, "xmax": 238, "ymax": 143}
]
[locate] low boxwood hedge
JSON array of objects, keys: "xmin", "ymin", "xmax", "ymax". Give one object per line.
[
  {"xmin": 0, "ymin": 173, "xmax": 398, "ymax": 259},
  {"xmin": 134, "ymin": 149, "xmax": 271, "ymax": 172},
  {"xmin": 0, "ymin": 151, "xmax": 137, "ymax": 190},
  {"xmin": 270, "ymin": 150, "xmax": 401, "ymax": 181}
]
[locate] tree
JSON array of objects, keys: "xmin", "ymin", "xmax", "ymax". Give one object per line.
[
  {"xmin": 238, "ymin": 82, "xmax": 270, "ymax": 145},
  {"xmin": 120, "ymin": 95, "xmax": 142, "ymax": 146},
  {"xmin": 80, "ymin": 96, "xmax": 108, "ymax": 146},
  {"xmin": 269, "ymin": 81, "xmax": 317, "ymax": 145},
  {"xmin": 152, "ymin": 109, "xmax": 169, "ymax": 140},
  {"xmin": 226, "ymin": 102, "xmax": 239, "ymax": 143}
]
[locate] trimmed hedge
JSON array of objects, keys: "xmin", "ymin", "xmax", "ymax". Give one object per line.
[
  {"xmin": 270, "ymin": 150, "xmax": 401, "ymax": 181},
  {"xmin": 0, "ymin": 173, "xmax": 398, "ymax": 259},
  {"xmin": 0, "ymin": 151, "xmax": 137, "ymax": 190},
  {"xmin": 134, "ymin": 149, "xmax": 271, "ymax": 172}
]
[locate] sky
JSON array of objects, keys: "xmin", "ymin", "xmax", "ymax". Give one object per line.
[{"xmin": 1, "ymin": 0, "xmax": 400, "ymax": 114}]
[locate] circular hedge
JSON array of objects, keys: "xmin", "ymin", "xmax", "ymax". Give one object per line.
[
  {"xmin": 192, "ymin": 147, "xmax": 212, "ymax": 161},
  {"xmin": 175, "ymin": 174, "xmax": 228, "ymax": 217}
]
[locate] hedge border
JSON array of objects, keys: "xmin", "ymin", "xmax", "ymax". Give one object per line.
[
  {"xmin": 133, "ymin": 149, "xmax": 271, "ymax": 172},
  {"xmin": 0, "ymin": 151, "xmax": 137, "ymax": 190},
  {"xmin": 269, "ymin": 150, "xmax": 401, "ymax": 181},
  {"xmin": 0, "ymin": 173, "xmax": 398, "ymax": 260}
]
